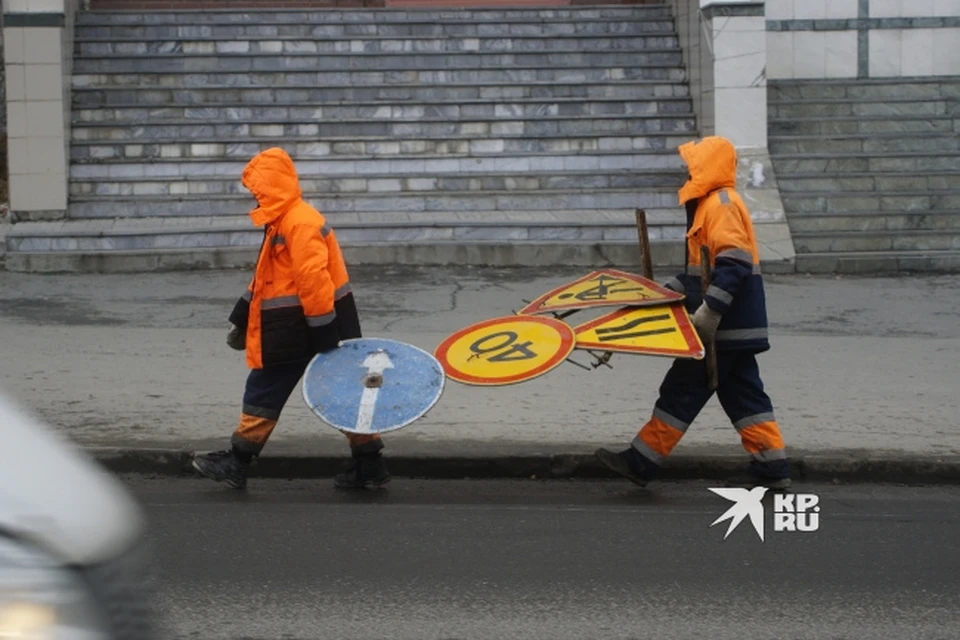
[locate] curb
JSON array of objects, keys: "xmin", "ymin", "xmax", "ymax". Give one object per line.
[{"xmin": 90, "ymin": 448, "xmax": 960, "ymax": 485}]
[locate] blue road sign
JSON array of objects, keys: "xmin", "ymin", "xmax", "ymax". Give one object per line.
[{"xmin": 301, "ymin": 337, "xmax": 445, "ymax": 435}]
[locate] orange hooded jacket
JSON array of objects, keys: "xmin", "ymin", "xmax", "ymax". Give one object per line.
[
  {"xmin": 228, "ymin": 148, "xmax": 362, "ymax": 369},
  {"xmin": 666, "ymin": 136, "xmax": 770, "ymax": 352}
]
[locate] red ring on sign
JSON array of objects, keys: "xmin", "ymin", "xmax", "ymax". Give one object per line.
[{"xmin": 434, "ymin": 315, "xmax": 576, "ymax": 386}]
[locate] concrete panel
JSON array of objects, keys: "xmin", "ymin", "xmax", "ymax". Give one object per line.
[
  {"xmin": 932, "ymin": 28, "xmax": 960, "ymax": 75},
  {"xmin": 793, "ymin": 31, "xmax": 828, "ymax": 78},
  {"xmin": 824, "ymin": 31, "xmax": 859, "ymax": 78},
  {"xmin": 23, "ymin": 27, "xmax": 61, "ymax": 65},
  {"xmin": 869, "ymin": 30, "xmax": 902, "ymax": 77},
  {"xmin": 25, "ymin": 99, "xmax": 64, "ymax": 137},
  {"xmin": 24, "ymin": 63, "xmax": 62, "ymax": 101},
  {"xmin": 901, "ymin": 29, "xmax": 935, "ymax": 76}
]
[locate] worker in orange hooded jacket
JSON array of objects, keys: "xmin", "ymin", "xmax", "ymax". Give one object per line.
[
  {"xmin": 596, "ymin": 136, "xmax": 792, "ymax": 489},
  {"xmin": 192, "ymin": 148, "xmax": 389, "ymax": 490}
]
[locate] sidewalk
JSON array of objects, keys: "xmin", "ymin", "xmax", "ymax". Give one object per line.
[{"xmin": 1, "ymin": 266, "xmax": 958, "ymax": 484}]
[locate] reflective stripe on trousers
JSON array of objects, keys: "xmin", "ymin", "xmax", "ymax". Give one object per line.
[
  {"xmin": 231, "ymin": 359, "xmax": 382, "ymax": 455},
  {"xmin": 630, "ymin": 351, "xmax": 790, "ymax": 478}
]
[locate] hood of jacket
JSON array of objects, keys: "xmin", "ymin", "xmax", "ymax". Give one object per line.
[
  {"xmin": 677, "ymin": 136, "xmax": 738, "ymax": 205},
  {"xmin": 242, "ymin": 147, "xmax": 303, "ymax": 226}
]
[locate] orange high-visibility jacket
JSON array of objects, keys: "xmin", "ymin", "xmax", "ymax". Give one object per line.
[
  {"xmin": 228, "ymin": 148, "xmax": 362, "ymax": 369},
  {"xmin": 665, "ymin": 136, "xmax": 770, "ymax": 353}
]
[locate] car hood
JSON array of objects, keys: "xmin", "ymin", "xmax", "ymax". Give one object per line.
[{"xmin": 0, "ymin": 391, "xmax": 144, "ymax": 565}]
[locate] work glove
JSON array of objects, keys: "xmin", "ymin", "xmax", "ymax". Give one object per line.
[
  {"xmin": 691, "ymin": 302, "xmax": 722, "ymax": 344},
  {"xmin": 311, "ymin": 323, "xmax": 341, "ymax": 354},
  {"xmin": 226, "ymin": 323, "xmax": 245, "ymax": 351},
  {"xmin": 661, "ymin": 276, "xmax": 684, "ymax": 294}
]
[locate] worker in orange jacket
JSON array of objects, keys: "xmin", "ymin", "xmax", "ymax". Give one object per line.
[
  {"xmin": 596, "ymin": 136, "xmax": 792, "ymax": 489},
  {"xmin": 192, "ymin": 148, "xmax": 389, "ymax": 490}
]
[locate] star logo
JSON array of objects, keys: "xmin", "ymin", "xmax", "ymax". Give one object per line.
[{"xmin": 708, "ymin": 487, "xmax": 768, "ymax": 541}]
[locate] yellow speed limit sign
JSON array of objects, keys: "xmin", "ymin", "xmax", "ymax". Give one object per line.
[{"xmin": 434, "ymin": 315, "xmax": 576, "ymax": 386}]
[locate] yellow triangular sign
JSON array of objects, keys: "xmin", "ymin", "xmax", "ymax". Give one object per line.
[
  {"xmin": 519, "ymin": 269, "xmax": 684, "ymax": 315},
  {"xmin": 574, "ymin": 304, "xmax": 704, "ymax": 359}
]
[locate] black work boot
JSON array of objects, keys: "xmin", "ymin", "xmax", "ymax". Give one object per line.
[
  {"xmin": 192, "ymin": 449, "xmax": 250, "ymax": 489},
  {"xmin": 726, "ymin": 459, "xmax": 792, "ymax": 490},
  {"xmin": 595, "ymin": 447, "xmax": 654, "ymax": 488},
  {"xmin": 334, "ymin": 441, "xmax": 391, "ymax": 489}
]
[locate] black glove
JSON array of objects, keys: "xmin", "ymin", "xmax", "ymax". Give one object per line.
[
  {"xmin": 226, "ymin": 324, "xmax": 245, "ymax": 351},
  {"xmin": 662, "ymin": 277, "xmax": 684, "ymax": 294},
  {"xmin": 310, "ymin": 322, "xmax": 341, "ymax": 353}
]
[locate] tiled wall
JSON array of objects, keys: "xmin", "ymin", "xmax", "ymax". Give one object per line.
[
  {"xmin": 712, "ymin": 13, "xmax": 767, "ymax": 148},
  {"xmin": 669, "ymin": 1, "xmax": 767, "ymax": 148},
  {"xmin": 767, "ymin": 0, "xmax": 960, "ymax": 79},
  {"xmin": 2, "ymin": 0, "xmax": 75, "ymax": 217},
  {"xmin": 669, "ymin": 0, "xmax": 714, "ymax": 137},
  {"xmin": 870, "ymin": 28, "xmax": 960, "ymax": 76}
]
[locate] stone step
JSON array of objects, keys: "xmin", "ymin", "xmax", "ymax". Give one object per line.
[
  {"xmin": 74, "ymin": 20, "xmax": 676, "ymax": 45},
  {"xmin": 3, "ymin": 240, "xmax": 684, "ymax": 273},
  {"xmin": 70, "ymin": 138, "xmax": 694, "ymax": 162},
  {"xmin": 66, "ymin": 189, "xmax": 679, "ymax": 218},
  {"xmin": 72, "ymin": 49, "xmax": 684, "ymax": 74},
  {"xmin": 769, "ymin": 133, "xmax": 959, "ymax": 155},
  {"xmin": 6, "ymin": 209, "xmax": 686, "ymax": 254},
  {"xmin": 73, "ymin": 80, "xmax": 691, "ymax": 106},
  {"xmin": 781, "ymin": 191, "xmax": 960, "ymax": 214},
  {"xmin": 73, "ymin": 80, "xmax": 690, "ymax": 106},
  {"xmin": 68, "ymin": 154, "xmax": 686, "ymax": 179},
  {"xmin": 68, "ymin": 168, "xmax": 687, "ymax": 198},
  {"xmin": 778, "ymin": 172, "xmax": 960, "ymax": 193},
  {"xmin": 73, "ymin": 20, "xmax": 682, "ymax": 41},
  {"xmin": 786, "ymin": 211, "xmax": 960, "ymax": 234},
  {"xmin": 75, "ymin": 7, "xmax": 674, "ymax": 27},
  {"xmin": 795, "ymin": 250, "xmax": 960, "ymax": 275},
  {"xmin": 72, "ymin": 98, "xmax": 696, "ymax": 124},
  {"xmin": 771, "ymin": 152, "xmax": 960, "ymax": 174},
  {"xmin": 769, "ymin": 115, "xmax": 957, "ymax": 136},
  {"xmin": 792, "ymin": 230, "xmax": 960, "ymax": 254},
  {"xmin": 768, "ymin": 99, "xmax": 958, "ymax": 119},
  {"xmin": 769, "ymin": 78, "xmax": 960, "ymax": 102},
  {"xmin": 72, "ymin": 65, "xmax": 689, "ymax": 88},
  {"xmin": 70, "ymin": 120, "xmax": 697, "ymax": 143},
  {"xmin": 76, "ymin": 33, "xmax": 679, "ymax": 56},
  {"xmin": 4, "ymin": 207, "xmax": 690, "ymax": 272}
]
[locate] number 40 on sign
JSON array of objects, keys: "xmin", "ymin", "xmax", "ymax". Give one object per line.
[{"xmin": 433, "ymin": 315, "xmax": 576, "ymax": 386}]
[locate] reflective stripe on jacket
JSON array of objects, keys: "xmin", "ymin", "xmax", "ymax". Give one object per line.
[
  {"xmin": 671, "ymin": 137, "xmax": 770, "ymax": 353},
  {"xmin": 227, "ymin": 148, "xmax": 362, "ymax": 369}
]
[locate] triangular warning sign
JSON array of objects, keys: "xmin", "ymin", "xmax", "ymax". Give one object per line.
[
  {"xmin": 518, "ymin": 269, "xmax": 684, "ymax": 315},
  {"xmin": 573, "ymin": 304, "xmax": 704, "ymax": 359}
]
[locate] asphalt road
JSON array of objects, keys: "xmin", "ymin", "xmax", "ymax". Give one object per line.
[{"xmin": 127, "ymin": 477, "xmax": 960, "ymax": 640}]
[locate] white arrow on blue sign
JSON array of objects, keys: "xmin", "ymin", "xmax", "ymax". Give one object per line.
[{"xmin": 301, "ymin": 337, "xmax": 445, "ymax": 435}]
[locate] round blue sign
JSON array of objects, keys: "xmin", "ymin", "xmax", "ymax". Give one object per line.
[{"xmin": 301, "ymin": 337, "xmax": 445, "ymax": 435}]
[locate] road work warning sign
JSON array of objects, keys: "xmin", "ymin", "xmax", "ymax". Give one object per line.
[
  {"xmin": 434, "ymin": 315, "xmax": 576, "ymax": 386},
  {"xmin": 518, "ymin": 269, "xmax": 683, "ymax": 315},
  {"xmin": 573, "ymin": 305, "xmax": 704, "ymax": 359}
]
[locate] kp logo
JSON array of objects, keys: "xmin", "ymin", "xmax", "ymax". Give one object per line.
[{"xmin": 708, "ymin": 488, "xmax": 821, "ymax": 541}]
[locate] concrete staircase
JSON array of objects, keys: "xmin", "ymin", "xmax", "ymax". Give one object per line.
[
  {"xmin": 769, "ymin": 78, "xmax": 960, "ymax": 274},
  {"xmin": 5, "ymin": 5, "xmax": 698, "ymax": 272}
]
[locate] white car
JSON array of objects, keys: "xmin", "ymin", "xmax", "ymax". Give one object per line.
[{"xmin": 0, "ymin": 391, "xmax": 157, "ymax": 639}]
